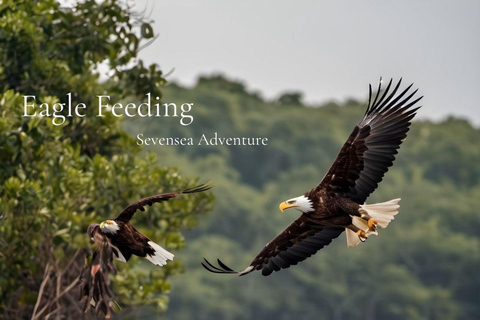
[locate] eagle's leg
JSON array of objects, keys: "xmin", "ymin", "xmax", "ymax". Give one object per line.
[
  {"xmin": 347, "ymin": 224, "xmax": 368, "ymax": 242},
  {"xmin": 337, "ymin": 198, "xmax": 377, "ymax": 233},
  {"xmin": 358, "ymin": 208, "xmax": 378, "ymax": 232}
]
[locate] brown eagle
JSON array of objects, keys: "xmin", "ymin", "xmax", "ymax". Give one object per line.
[
  {"xmin": 203, "ymin": 78, "xmax": 422, "ymax": 276},
  {"xmin": 87, "ymin": 183, "xmax": 211, "ymax": 267}
]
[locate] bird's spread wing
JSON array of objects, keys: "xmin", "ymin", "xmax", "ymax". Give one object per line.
[
  {"xmin": 313, "ymin": 78, "xmax": 422, "ymax": 204},
  {"xmin": 114, "ymin": 182, "xmax": 212, "ymax": 222},
  {"xmin": 202, "ymin": 215, "xmax": 344, "ymax": 276}
]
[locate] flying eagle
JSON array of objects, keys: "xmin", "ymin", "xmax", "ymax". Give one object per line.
[
  {"xmin": 203, "ymin": 78, "xmax": 422, "ymax": 276},
  {"xmin": 87, "ymin": 183, "xmax": 211, "ymax": 267}
]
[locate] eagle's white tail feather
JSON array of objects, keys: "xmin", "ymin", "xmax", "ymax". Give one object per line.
[
  {"xmin": 352, "ymin": 215, "xmax": 369, "ymax": 230},
  {"xmin": 145, "ymin": 241, "xmax": 174, "ymax": 266},
  {"xmin": 346, "ymin": 216, "xmax": 378, "ymax": 247},
  {"xmin": 346, "ymin": 227, "xmax": 361, "ymax": 247},
  {"xmin": 346, "ymin": 198, "xmax": 401, "ymax": 247},
  {"xmin": 360, "ymin": 198, "xmax": 401, "ymax": 228}
]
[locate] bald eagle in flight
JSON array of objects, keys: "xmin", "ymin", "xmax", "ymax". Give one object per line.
[
  {"xmin": 88, "ymin": 183, "xmax": 211, "ymax": 267},
  {"xmin": 203, "ymin": 78, "xmax": 422, "ymax": 276}
]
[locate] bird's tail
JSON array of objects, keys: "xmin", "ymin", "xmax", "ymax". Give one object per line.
[
  {"xmin": 360, "ymin": 198, "xmax": 401, "ymax": 228},
  {"xmin": 146, "ymin": 241, "xmax": 174, "ymax": 266},
  {"xmin": 346, "ymin": 198, "xmax": 401, "ymax": 247}
]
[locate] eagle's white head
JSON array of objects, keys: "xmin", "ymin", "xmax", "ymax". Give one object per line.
[
  {"xmin": 279, "ymin": 195, "xmax": 314, "ymax": 213},
  {"xmin": 100, "ymin": 219, "xmax": 119, "ymax": 234}
]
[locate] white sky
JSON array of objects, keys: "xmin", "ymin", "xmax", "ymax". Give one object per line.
[{"xmin": 133, "ymin": 0, "xmax": 479, "ymax": 124}]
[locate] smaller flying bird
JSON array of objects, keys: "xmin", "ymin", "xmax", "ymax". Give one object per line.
[{"xmin": 87, "ymin": 183, "xmax": 212, "ymax": 267}]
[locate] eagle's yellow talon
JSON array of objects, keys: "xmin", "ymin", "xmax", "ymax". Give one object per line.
[
  {"xmin": 356, "ymin": 230, "xmax": 367, "ymax": 242},
  {"xmin": 368, "ymin": 218, "xmax": 378, "ymax": 232}
]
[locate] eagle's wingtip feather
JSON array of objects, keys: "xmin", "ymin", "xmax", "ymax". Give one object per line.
[{"xmin": 182, "ymin": 181, "xmax": 214, "ymax": 194}]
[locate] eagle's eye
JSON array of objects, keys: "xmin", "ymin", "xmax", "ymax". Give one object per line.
[
  {"xmin": 287, "ymin": 200, "xmax": 296, "ymax": 205},
  {"xmin": 106, "ymin": 220, "xmax": 113, "ymax": 225}
]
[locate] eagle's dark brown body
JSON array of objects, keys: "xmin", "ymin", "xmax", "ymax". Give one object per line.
[
  {"xmin": 106, "ymin": 221, "xmax": 155, "ymax": 261},
  {"xmin": 303, "ymin": 189, "xmax": 361, "ymax": 225}
]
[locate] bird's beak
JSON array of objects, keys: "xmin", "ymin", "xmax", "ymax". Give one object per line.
[
  {"xmin": 100, "ymin": 221, "xmax": 105, "ymax": 228},
  {"xmin": 279, "ymin": 202, "xmax": 294, "ymax": 213}
]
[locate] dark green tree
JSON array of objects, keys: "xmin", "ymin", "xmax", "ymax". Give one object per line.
[
  {"xmin": 0, "ymin": 0, "xmax": 213, "ymax": 318},
  {"xmin": 277, "ymin": 92, "xmax": 303, "ymax": 105}
]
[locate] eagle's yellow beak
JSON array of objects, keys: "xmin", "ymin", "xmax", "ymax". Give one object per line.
[
  {"xmin": 100, "ymin": 221, "xmax": 105, "ymax": 228},
  {"xmin": 279, "ymin": 201, "xmax": 295, "ymax": 213}
]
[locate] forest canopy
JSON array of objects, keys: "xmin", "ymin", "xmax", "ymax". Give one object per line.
[{"xmin": 0, "ymin": 0, "xmax": 212, "ymax": 318}]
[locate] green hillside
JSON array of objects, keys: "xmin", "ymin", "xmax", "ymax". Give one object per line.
[{"xmin": 124, "ymin": 75, "xmax": 480, "ymax": 320}]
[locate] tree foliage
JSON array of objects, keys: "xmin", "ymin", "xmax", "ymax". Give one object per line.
[{"xmin": 0, "ymin": 1, "xmax": 213, "ymax": 318}]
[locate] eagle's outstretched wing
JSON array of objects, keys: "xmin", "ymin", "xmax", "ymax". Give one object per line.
[
  {"xmin": 114, "ymin": 182, "xmax": 212, "ymax": 222},
  {"xmin": 202, "ymin": 79, "xmax": 422, "ymax": 277},
  {"xmin": 311, "ymin": 78, "xmax": 422, "ymax": 204},
  {"xmin": 202, "ymin": 214, "xmax": 344, "ymax": 276}
]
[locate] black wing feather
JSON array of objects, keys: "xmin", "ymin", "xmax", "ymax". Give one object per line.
[
  {"xmin": 115, "ymin": 182, "xmax": 212, "ymax": 222},
  {"xmin": 202, "ymin": 215, "xmax": 344, "ymax": 276},
  {"xmin": 317, "ymin": 78, "xmax": 422, "ymax": 204}
]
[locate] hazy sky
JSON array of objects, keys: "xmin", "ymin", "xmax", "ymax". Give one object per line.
[{"xmin": 135, "ymin": 0, "xmax": 479, "ymax": 125}]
